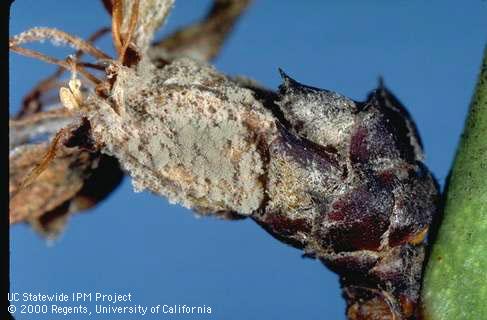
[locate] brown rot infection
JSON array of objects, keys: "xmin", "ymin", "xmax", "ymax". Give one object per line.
[
  {"xmin": 254, "ymin": 72, "xmax": 439, "ymax": 319},
  {"xmin": 10, "ymin": 1, "xmax": 439, "ymax": 319}
]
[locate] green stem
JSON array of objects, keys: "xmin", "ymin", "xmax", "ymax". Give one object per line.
[{"xmin": 421, "ymin": 47, "xmax": 487, "ymax": 319}]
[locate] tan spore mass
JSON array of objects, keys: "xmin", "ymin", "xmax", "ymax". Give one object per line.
[{"xmin": 87, "ymin": 58, "xmax": 278, "ymax": 215}]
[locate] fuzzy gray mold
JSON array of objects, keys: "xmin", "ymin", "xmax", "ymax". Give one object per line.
[
  {"xmin": 86, "ymin": 58, "xmax": 277, "ymax": 215},
  {"xmin": 76, "ymin": 57, "xmax": 437, "ymax": 319}
]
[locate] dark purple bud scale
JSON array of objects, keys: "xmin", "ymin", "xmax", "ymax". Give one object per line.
[{"xmin": 253, "ymin": 70, "xmax": 439, "ymax": 320}]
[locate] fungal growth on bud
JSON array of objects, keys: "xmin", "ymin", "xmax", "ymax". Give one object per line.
[
  {"xmin": 254, "ymin": 72, "xmax": 439, "ymax": 319},
  {"xmin": 85, "ymin": 58, "xmax": 278, "ymax": 216},
  {"xmin": 82, "ymin": 58, "xmax": 438, "ymax": 318}
]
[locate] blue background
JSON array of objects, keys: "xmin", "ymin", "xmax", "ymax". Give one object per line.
[{"xmin": 9, "ymin": 1, "xmax": 487, "ymax": 319}]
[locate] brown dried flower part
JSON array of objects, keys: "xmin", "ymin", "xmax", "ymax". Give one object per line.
[
  {"xmin": 111, "ymin": 0, "xmax": 175, "ymax": 53},
  {"xmin": 9, "ymin": 0, "xmax": 251, "ymax": 233},
  {"xmin": 9, "ymin": 142, "xmax": 91, "ymax": 225},
  {"xmin": 9, "ymin": 115, "xmax": 124, "ymax": 238},
  {"xmin": 9, "ymin": 119, "xmax": 93, "ymax": 237},
  {"xmin": 150, "ymin": 0, "xmax": 252, "ymax": 62}
]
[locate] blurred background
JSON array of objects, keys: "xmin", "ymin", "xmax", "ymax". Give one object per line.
[{"xmin": 9, "ymin": 1, "xmax": 487, "ymax": 319}]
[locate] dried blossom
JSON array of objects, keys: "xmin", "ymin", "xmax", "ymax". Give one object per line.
[
  {"xmin": 10, "ymin": 1, "xmax": 439, "ymax": 318},
  {"xmin": 9, "ymin": 0, "xmax": 252, "ymax": 232}
]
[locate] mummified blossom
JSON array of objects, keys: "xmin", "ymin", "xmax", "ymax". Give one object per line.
[
  {"xmin": 79, "ymin": 56, "xmax": 438, "ymax": 319},
  {"xmin": 10, "ymin": 1, "xmax": 439, "ymax": 317}
]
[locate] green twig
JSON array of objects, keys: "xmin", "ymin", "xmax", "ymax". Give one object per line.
[{"xmin": 422, "ymin": 47, "xmax": 487, "ymax": 319}]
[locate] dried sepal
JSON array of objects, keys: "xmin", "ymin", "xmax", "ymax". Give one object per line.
[
  {"xmin": 9, "ymin": 114, "xmax": 123, "ymax": 237},
  {"xmin": 27, "ymin": 153, "xmax": 124, "ymax": 239},
  {"xmin": 9, "ymin": 27, "xmax": 111, "ymax": 60},
  {"xmin": 9, "ymin": 108, "xmax": 74, "ymax": 148},
  {"xmin": 118, "ymin": 0, "xmax": 175, "ymax": 53},
  {"xmin": 150, "ymin": 0, "xmax": 252, "ymax": 62},
  {"xmin": 9, "ymin": 141, "xmax": 94, "ymax": 225},
  {"xmin": 9, "ymin": 144, "xmax": 122, "ymax": 239}
]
